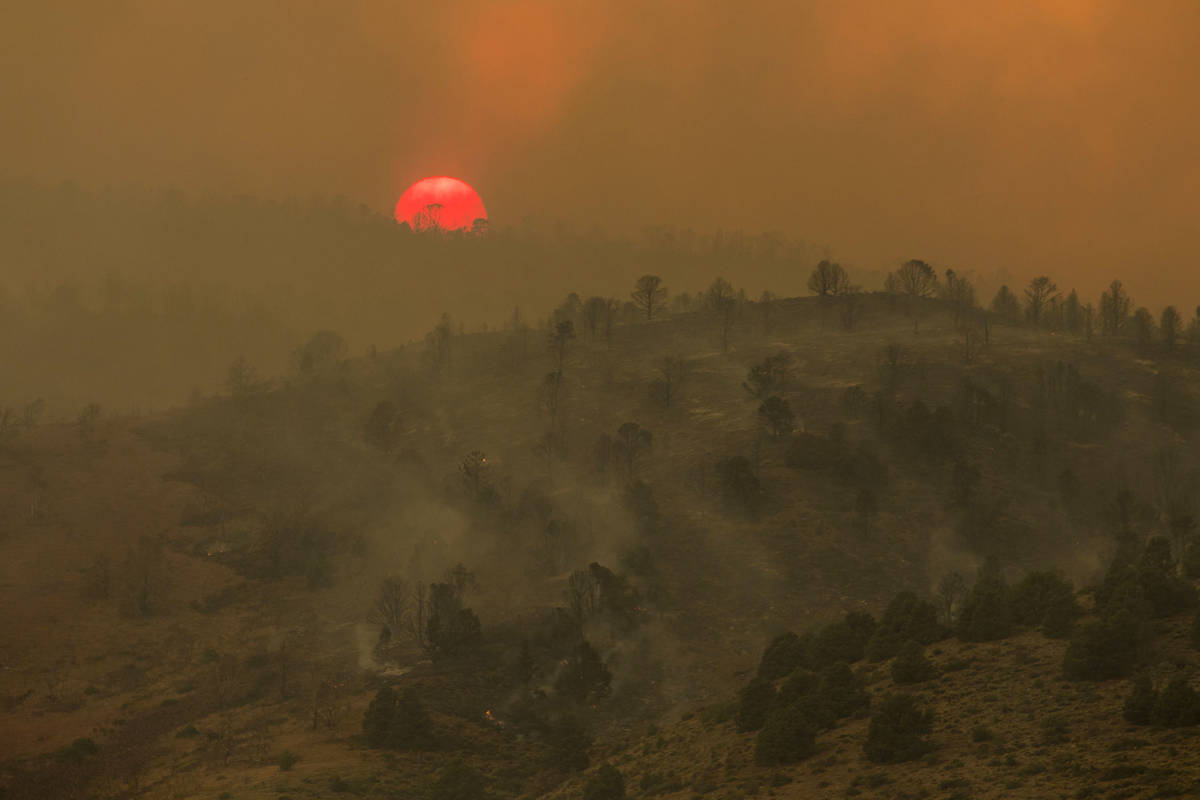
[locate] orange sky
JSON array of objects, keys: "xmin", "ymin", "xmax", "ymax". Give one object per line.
[{"xmin": 2, "ymin": 0, "xmax": 1198, "ymax": 307}]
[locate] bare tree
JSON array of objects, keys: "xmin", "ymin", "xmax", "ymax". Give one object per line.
[
  {"xmin": 631, "ymin": 275, "xmax": 667, "ymax": 320},
  {"xmin": 1023, "ymin": 276, "xmax": 1059, "ymax": 325},
  {"xmin": 893, "ymin": 259, "xmax": 938, "ymax": 298},
  {"xmin": 1100, "ymin": 279, "xmax": 1132, "ymax": 336},
  {"xmin": 651, "ymin": 355, "xmax": 691, "ymax": 409},
  {"xmin": 888, "ymin": 259, "xmax": 938, "ymax": 332},
  {"xmin": 548, "ymin": 320, "xmax": 575, "ymax": 371},
  {"xmin": 807, "ymin": 260, "xmax": 850, "ymax": 297},
  {"xmin": 936, "ymin": 571, "xmax": 967, "ymax": 626},
  {"xmin": 940, "ymin": 269, "xmax": 976, "ymax": 327},
  {"xmin": 614, "ymin": 422, "xmax": 652, "ymax": 484},
  {"xmin": 582, "ymin": 296, "xmax": 607, "ymax": 338},
  {"xmin": 372, "ymin": 576, "xmax": 411, "ymax": 634},
  {"xmin": 706, "ymin": 276, "xmax": 737, "ymax": 352}
]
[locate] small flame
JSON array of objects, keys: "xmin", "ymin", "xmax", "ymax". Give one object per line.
[{"xmin": 484, "ymin": 709, "xmax": 502, "ymax": 726}]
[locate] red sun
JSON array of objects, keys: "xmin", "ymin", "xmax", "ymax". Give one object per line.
[{"xmin": 394, "ymin": 176, "xmax": 488, "ymax": 233}]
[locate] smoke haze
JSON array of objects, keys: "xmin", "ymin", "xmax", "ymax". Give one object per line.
[{"xmin": 3, "ymin": 1, "xmax": 1198, "ymax": 307}]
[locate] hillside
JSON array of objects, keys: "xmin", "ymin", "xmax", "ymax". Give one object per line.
[{"xmin": 2, "ymin": 292, "xmax": 1200, "ymax": 799}]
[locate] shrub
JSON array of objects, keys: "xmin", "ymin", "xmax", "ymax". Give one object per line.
[
  {"xmin": 546, "ymin": 715, "xmax": 592, "ymax": 772},
  {"xmin": 971, "ymin": 725, "xmax": 994, "ymax": 742},
  {"xmin": 890, "ymin": 640, "xmax": 937, "ymax": 685},
  {"xmin": 277, "ymin": 750, "xmax": 299, "ymax": 771},
  {"xmin": 55, "ymin": 738, "xmax": 98, "ymax": 762},
  {"xmin": 1123, "ymin": 675, "xmax": 1156, "ymax": 725},
  {"xmin": 815, "ymin": 662, "xmax": 870, "ymax": 719},
  {"xmin": 1062, "ymin": 609, "xmax": 1145, "ymax": 681},
  {"xmin": 1152, "ymin": 676, "xmax": 1200, "ymax": 727},
  {"xmin": 956, "ymin": 558, "xmax": 1013, "ymax": 642},
  {"xmin": 777, "ymin": 669, "xmax": 820, "ymax": 707},
  {"xmin": 716, "ymin": 457, "xmax": 763, "ymax": 516},
  {"xmin": 867, "ymin": 591, "xmax": 942, "ymax": 661},
  {"xmin": 362, "ymin": 686, "xmax": 433, "ymax": 749},
  {"xmin": 432, "ymin": 760, "xmax": 489, "ymax": 800},
  {"xmin": 863, "ymin": 694, "xmax": 934, "ymax": 763},
  {"xmin": 812, "ymin": 612, "xmax": 876, "ymax": 667},
  {"xmin": 758, "ymin": 631, "xmax": 810, "ymax": 680},
  {"xmin": 175, "ymin": 725, "xmax": 200, "ymax": 739},
  {"xmin": 735, "ymin": 677, "xmax": 777, "ymax": 733},
  {"xmin": 584, "ymin": 765, "xmax": 626, "ymax": 800},
  {"xmin": 755, "ymin": 703, "xmax": 818, "ymax": 765},
  {"xmin": 555, "ymin": 640, "xmax": 612, "ymax": 702},
  {"xmin": 1011, "ymin": 570, "xmax": 1081, "ymax": 637}
]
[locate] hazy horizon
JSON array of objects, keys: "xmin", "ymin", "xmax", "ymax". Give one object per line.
[{"xmin": 3, "ymin": 1, "xmax": 1199, "ymax": 311}]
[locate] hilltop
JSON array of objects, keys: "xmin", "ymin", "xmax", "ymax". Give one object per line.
[{"xmin": 2, "ymin": 288, "xmax": 1200, "ymax": 799}]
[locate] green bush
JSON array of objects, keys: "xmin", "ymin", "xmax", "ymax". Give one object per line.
[
  {"xmin": 890, "ymin": 640, "xmax": 937, "ymax": 685},
  {"xmin": 1152, "ymin": 676, "xmax": 1200, "ymax": 727},
  {"xmin": 956, "ymin": 558, "xmax": 1013, "ymax": 642},
  {"xmin": 815, "ymin": 662, "xmax": 870, "ymax": 719},
  {"xmin": 362, "ymin": 686, "xmax": 433, "ymax": 749},
  {"xmin": 866, "ymin": 591, "xmax": 942, "ymax": 661},
  {"xmin": 1123, "ymin": 675, "xmax": 1156, "ymax": 725},
  {"xmin": 863, "ymin": 694, "xmax": 934, "ymax": 763},
  {"xmin": 1061, "ymin": 609, "xmax": 1145, "ymax": 681},
  {"xmin": 812, "ymin": 612, "xmax": 876, "ymax": 667},
  {"xmin": 583, "ymin": 765, "xmax": 626, "ymax": 800},
  {"xmin": 431, "ymin": 760, "xmax": 489, "ymax": 800},
  {"xmin": 1011, "ymin": 570, "xmax": 1081, "ymax": 637},
  {"xmin": 277, "ymin": 750, "xmax": 299, "ymax": 771},
  {"xmin": 758, "ymin": 631, "xmax": 811, "ymax": 680},
  {"xmin": 735, "ymin": 677, "xmax": 777, "ymax": 733},
  {"xmin": 755, "ymin": 703, "xmax": 818, "ymax": 765},
  {"xmin": 777, "ymin": 669, "xmax": 820, "ymax": 707}
]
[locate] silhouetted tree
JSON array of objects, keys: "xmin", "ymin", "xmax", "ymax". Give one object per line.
[
  {"xmin": 1100, "ymin": 279, "xmax": 1132, "ymax": 336},
  {"xmin": 549, "ymin": 320, "xmax": 575, "ymax": 371},
  {"xmin": 1023, "ymin": 276, "xmax": 1059, "ymax": 325},
  {"xmin": 582, "ymin": 296, "xmax": 608, "ymax": 338},
  {"xmin": 887, "ymin": 259, "xmax": 937, "ymax": 332},
  {"xmin": 614, "ymin": 422, "xmax": 652, "ymax": 485},
  {"xmin": 990, "ymin": 285, "xmax": 1021, "ymax": 322},
  {"xmin": 743, "ymin": 353, "xmax": 792, "ymax": 399},
  {"xmin": 650, "ymin": 355, "xmax": 690, "ymax": 409},
  {"xmin": 631, "ymin": 275, "xmax": 667, "ymax": 320},
  {"xmin": 1161, "ymin": 305, "xmax": 1182, "ymax": 352},
  {"xmin": 1131, "ymin": 307, "xmax": 1156, "ymax": 351},
  {"xmin": 758, "ymin": 396, "xmax": 795, "ymax": 439},
  {"xmin": 807, "ymin": 260, "xmax": 849, "ymax": 298},
  {"xmin": 706, "ymin": 277, "xmax": 737, "ymax": 351},
  {"xmin": 940, "ymin": 269, "xmax": 976, "ymax": 326}
]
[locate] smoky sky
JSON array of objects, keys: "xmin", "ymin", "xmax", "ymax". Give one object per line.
[{"xmin": 3, "ymin": 1, "xmax": 1198, "ymax": 308}]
